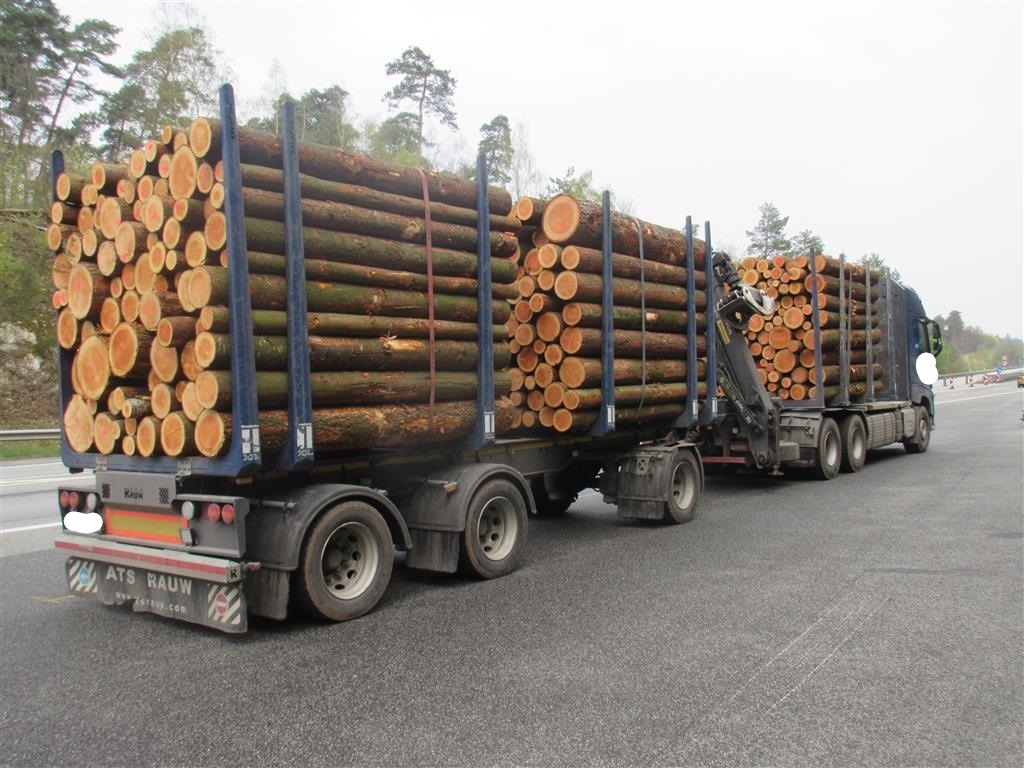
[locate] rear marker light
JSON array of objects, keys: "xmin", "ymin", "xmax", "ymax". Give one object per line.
[
  {"xmin": 85, "ymin": 493, "xmax": 98, "ymax": 511},
  {"xmin": 204, "ymin": 503, "xmax": 221, "ymax": 522},
  {"xmin": 221, "ymin": 504, "xmax": 235, "ymax": 525},
  {"xmin": 68, "ymin": 491, "xmax": 80, "ymax": 509},
  {"xmin": 59, "ymin": 490, "xmax": 69, "ymax": 508},
  {"xmin": 181, "ymin": 501, "xmax": 196, "ymax": 520}
]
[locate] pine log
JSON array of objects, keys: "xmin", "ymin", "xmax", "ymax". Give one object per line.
[
  {"xmin": 149, "ymin": 343, "xmax": 179, "ymax": 384},
  {"xmin": 239, "ymin": 250, "xmax": 517, "ymax": 299},
  {"xmin": 239, "ymin": 163, "xmax": 519, "ymax": 232},
  {"xmin": 554, "ymin": 402, "xmax": 687, "ymax": 433},
  {"xmin": 560, "ymin": 302, "xmax": 696, "ymax": 334},
  {"xmin": 194, "ymin": 369, "xmax": 512, "ymax": 411},
  {"xmin": 562, "ymin": 382, "xmax": 694, "ymax": 411},
  {"xmin": 96, "ymin": 197, "xmax": 131, "ymax": 239},
  {"xmin": 108, "ymin": 323, "xmax": 153, "ymax": 378},
  {"xmin": 560, "ymin": 244, "xmax": 706, "ymax": 288},
  {"xmin": 91, "ymin": 163, "xmax": 130, "ymax": 194},
  {"xmin": 67, "ymin": 263, "xmax": 109, "ymax": 321},
  {"xmin": 186, "ymin": 266, "xmax": 510, "ymax": 323},
  {"xmin": 194, "ymin": 331, "xmax": 508, "ymax": 373},
  {"xmin": 541, "ymin": 194, "xmax": 706, "ymax": 266},
  {"xmin": 189, "ymin": 118, "xmax": 512, "ymax": 213},
  {"xmin": 168, "ymin": 147, "xmax": 199, "ymax": 200},
  {"xmin": 192, "ymin": 396, "xmax": 518, "ymax": 458},
  {"xmin": 57, "ymin": 308, "xmax": 79, "ymax": 349},
  {"xmin": 241, "ymin": 218, "xmax": 517, "ymax": 283},
  {"xmin": 514, "ymin": 196, "xmax": 546, "ymax": 225},
  {"xmin": 114, "ymin": 221, "xmax": 148, "ymax": 262},
  {"xmin": 559, "ymin": 326, "xmax": 706, "ymax": 358},
  {"xmin": 156, "ymin": 316, "xmax": 196, "ymax": 348},
  {"xmin": 63, "ymin": 395, "xmax": 94, "ymax": 452},
  {"xmin": 804, "ymin": 327, "xmax": 882, "ymax": 352},
  {"xmin": 93, "ymin": 412, "xmax": 124, "ymax": 455},
  {"xmin": 195, "ymin": 304, "xmax": 500, "ymax": 342},
  {"xmin": 239, "ymin": 187, "xmax": 518, "ymax": 258},
  {"xmin": 160, "ymin": 411, "xmax": 196, "ymax": 457},
  {"xmin": 553, "ymin": 270, "xmax": 705, "ymax": 311},
  {"xmin": 559, "ymin": 357, "xmax": 703, "ymax": 389}
]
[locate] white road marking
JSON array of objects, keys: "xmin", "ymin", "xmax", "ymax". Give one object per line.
[
  {"xmin": 0, "ymin": 522, "xmax": 62, "ymax": 535},
  {"xmin": 939, "ymin": 390, "xmax": 1022, "ymax": 405}
]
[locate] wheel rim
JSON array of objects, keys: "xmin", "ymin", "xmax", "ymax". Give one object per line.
[
  {"xmin": 852, "ymin": 426, "xmax": 866, "ymax": 461},
  {"xmin": 671, "ymin": 461, "xmax": 697, "ymax": 512},
  {"xmin": 319, "ymin": 521, "xmax": 380, "ymax": 600},
  {"xmin": 824, "ymin": 429, "xmax": 840, "ymax": 467},
  {"xmin": 919, "ymin": 417, "xmax": 929, "ymax": 445},
  {"xmin": 475, "ymin": 496, "xmax": 518, "ymax": 561}
]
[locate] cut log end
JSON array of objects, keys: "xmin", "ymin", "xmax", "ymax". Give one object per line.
[
  {"xmin": 195, "ymin": 409, "xmax": 229, "ymax": 457},
  {"xmin": 189, "ymin": 117, "xmax": 216, "ymax": 158},
  {"xmin": 63, "ymin": 396, "xmax": 95, "ymax": 453},
  {"xmin": 160, "ymin": 411, "xmax": 195, "ymax": 457},
  {"xmin": 76, "ymin": 334, "xmax": 111, "ymax": 400},
  {"xmin": 541, "ymin": 194, "xmax": 581, "ymax": 244},
  {"xmin": 169, "ymin": 147, "xmax": 199, "ymax": 200}
]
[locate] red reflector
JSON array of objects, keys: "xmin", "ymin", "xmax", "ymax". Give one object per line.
[
  {"xmin": 204, "ymin": 503, "xmax": 221, "ymax": 522},
  {"xmin": 68, "ymin": 491, "xmax": 80, "ymax": 509},
  {"xmin": 59, "ymin": 490, "xmax": 70, "ymax": 508},
  {"xmin": 221, "ymin": 504, "xmax": 235, "ymax": 524}
]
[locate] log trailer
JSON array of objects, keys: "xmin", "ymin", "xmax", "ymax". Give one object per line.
[{"xmin": 52, "ymin": 87, "xmax": 941, "ymax": 633}]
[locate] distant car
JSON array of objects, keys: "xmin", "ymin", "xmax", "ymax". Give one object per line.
[{"xmin": 1017, "ymin": 373, "xmax": 1024, "ymax": 388}]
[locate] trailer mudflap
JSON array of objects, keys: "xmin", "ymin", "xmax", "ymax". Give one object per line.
[{"xmin": 58, "ymin": 537, "xmax": 246, "ymax": 633}]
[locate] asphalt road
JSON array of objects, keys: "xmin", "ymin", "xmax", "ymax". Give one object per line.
[{"xmin": 1, "ymin": 382, "xmax": 1021, "ymax": 767}]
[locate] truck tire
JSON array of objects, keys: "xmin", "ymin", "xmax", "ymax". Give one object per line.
[
  {"xmin": 294, "ymin": 501, "xmax": 394, "ymax": 622},
  {"xmin": 839, "ymin": 416, "xmax": 867, "ymax": 473},
  {"xmin": 663, "ymin": 450, "xmax": 700, "ymax": 524},
  {"xmin": 813, "ymin": 417, "xmax": 842, "ymax": 480},
  {"xmin": 461, "ymin": 478, "xmax": 528, "ymax": 579},
  {"xmin": 904, "ymin": 407, "xmax": 931, "ymax": 454}
]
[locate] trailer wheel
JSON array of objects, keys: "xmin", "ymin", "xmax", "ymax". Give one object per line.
[
  {"xmin": 294, "ymin": 501, "xmax": 393, "ymax": 622},
  {"xmin": 813, "ymin": 418, "xmax": 842, "ymax": 480},
  {"xmin": 664, "ymin": 451, "xmax": 700, "ymax": 524},
  {"xmin": 839, "ymin": 416, "xmax": 867, "ymax": 473},
  {"xmin": 461, "ymin": 478, "xmax": 528, "ymax": 579},
  {"xmin": 904, "ymin": 407, "xmax": 931, "ymax": 454}
]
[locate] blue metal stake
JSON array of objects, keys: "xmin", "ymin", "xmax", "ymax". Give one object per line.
[
  {"xmin": 589, "ymin": 191, "xmax": 615, "ymax": 436},
  {"xmin": 698, "ymin": 221, "xmax": 717, "ymax": 426},
  {"xmin": 277, "ymin": 100, "xmax": 314, "ymax": 470},
  {"xmin": 218, "ymin": 83, "xmax": 262, "ymax": 473},
  {"xmin": 468, "ymin": 153, "xmax": 495, "ymax": 448},
  {"xmin": 51, "ymin": 150, "xmax": 80, "ymax": 469},
  {"xmin": 673, "ymin": 216, "xmax": 698, "ymax": 427}
]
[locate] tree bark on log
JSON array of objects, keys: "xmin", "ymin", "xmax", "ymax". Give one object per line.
[
  {"xmin": 239, "ymin": 163, "xmax": 520, "ymax": 233},
  {"xmin": 195, "ymin": 304, "xmax": 502, "ymax": 342},
  {"xmin": 193, "ymin": 396, "xmax": 519, "ymax": 458},
  {"xmin": 560, "ymin": 244, "xmax": 705, "ymax": 288},
  {"xmin": 558, "ymin": 357, "xmax": 703, "ymax": 389},
  {"xmin": 541, "ymin": 194, "xmax": 706, "ymax": 267},
  {"xmin": 559, "ymin": 326, "xmax": 707, "ymax": 358},
  {"xmin": 194, "ymin": 369, "xmax": 511, "ymax": 410},
  {"xmin": 553, "ymin": 270, "xmax": 706, "ymax": 310},
  {"xmin": 186, "ymin": 266, "xmax": 510, "ymax": 323},
  {"xmin": 189, "ymin": 118, "xmax": 512, "ymax": 213},
  {"xmin": 194, "ymin": 332, "xmax": 509, "ymax": 373},
  {"xmin": 240, "ymin": 187, "xmax": 519, "ymax": 258},
  {"xmin": 241, "ymin": 217, "xmax": 518, "ymax": 283}
]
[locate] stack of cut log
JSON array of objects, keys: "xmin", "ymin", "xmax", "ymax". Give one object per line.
[
  {"xmin": 735, "ymin": 254, "xmax": 884, "ymax": 401},
  {"xmin": 506, "ymin": 193, "xmax": 707, "ymax": 433},
  {"xmin": 49, "ymin": 119, "xmax": 523, "ymax": 459}
]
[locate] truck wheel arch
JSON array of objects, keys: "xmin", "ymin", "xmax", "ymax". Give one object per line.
[{"xmin": 245, "ymin": 484, "xmax": 412, "ymax": 572}]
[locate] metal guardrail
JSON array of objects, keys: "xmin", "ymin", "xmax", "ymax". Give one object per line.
[{"xmin": 0, "ymin": 429, "xmax": 61, "ymax": 442}]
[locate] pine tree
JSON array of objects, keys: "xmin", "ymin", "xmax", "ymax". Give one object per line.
[
  {"xmin": 745, "ymin": 202, "xmax": 791, "ymax": 258},
  {"xmin": 383, "ymin": 46, "xmax": 457, "ymax": 161}
]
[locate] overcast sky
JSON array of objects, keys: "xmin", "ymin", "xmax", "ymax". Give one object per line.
[{"xmin": 59, "ymin": 0, "xmax": 1023, "ymax": 339}]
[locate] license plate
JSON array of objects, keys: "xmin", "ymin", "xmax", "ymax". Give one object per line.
[{"xmin": 66, "ymin": 557, "xmax": 246, "ymax": 633}]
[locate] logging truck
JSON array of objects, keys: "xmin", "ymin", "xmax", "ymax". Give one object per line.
[{"xmin": 50, "ymin": 86, "xmax": 940, "ymax": 633}]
